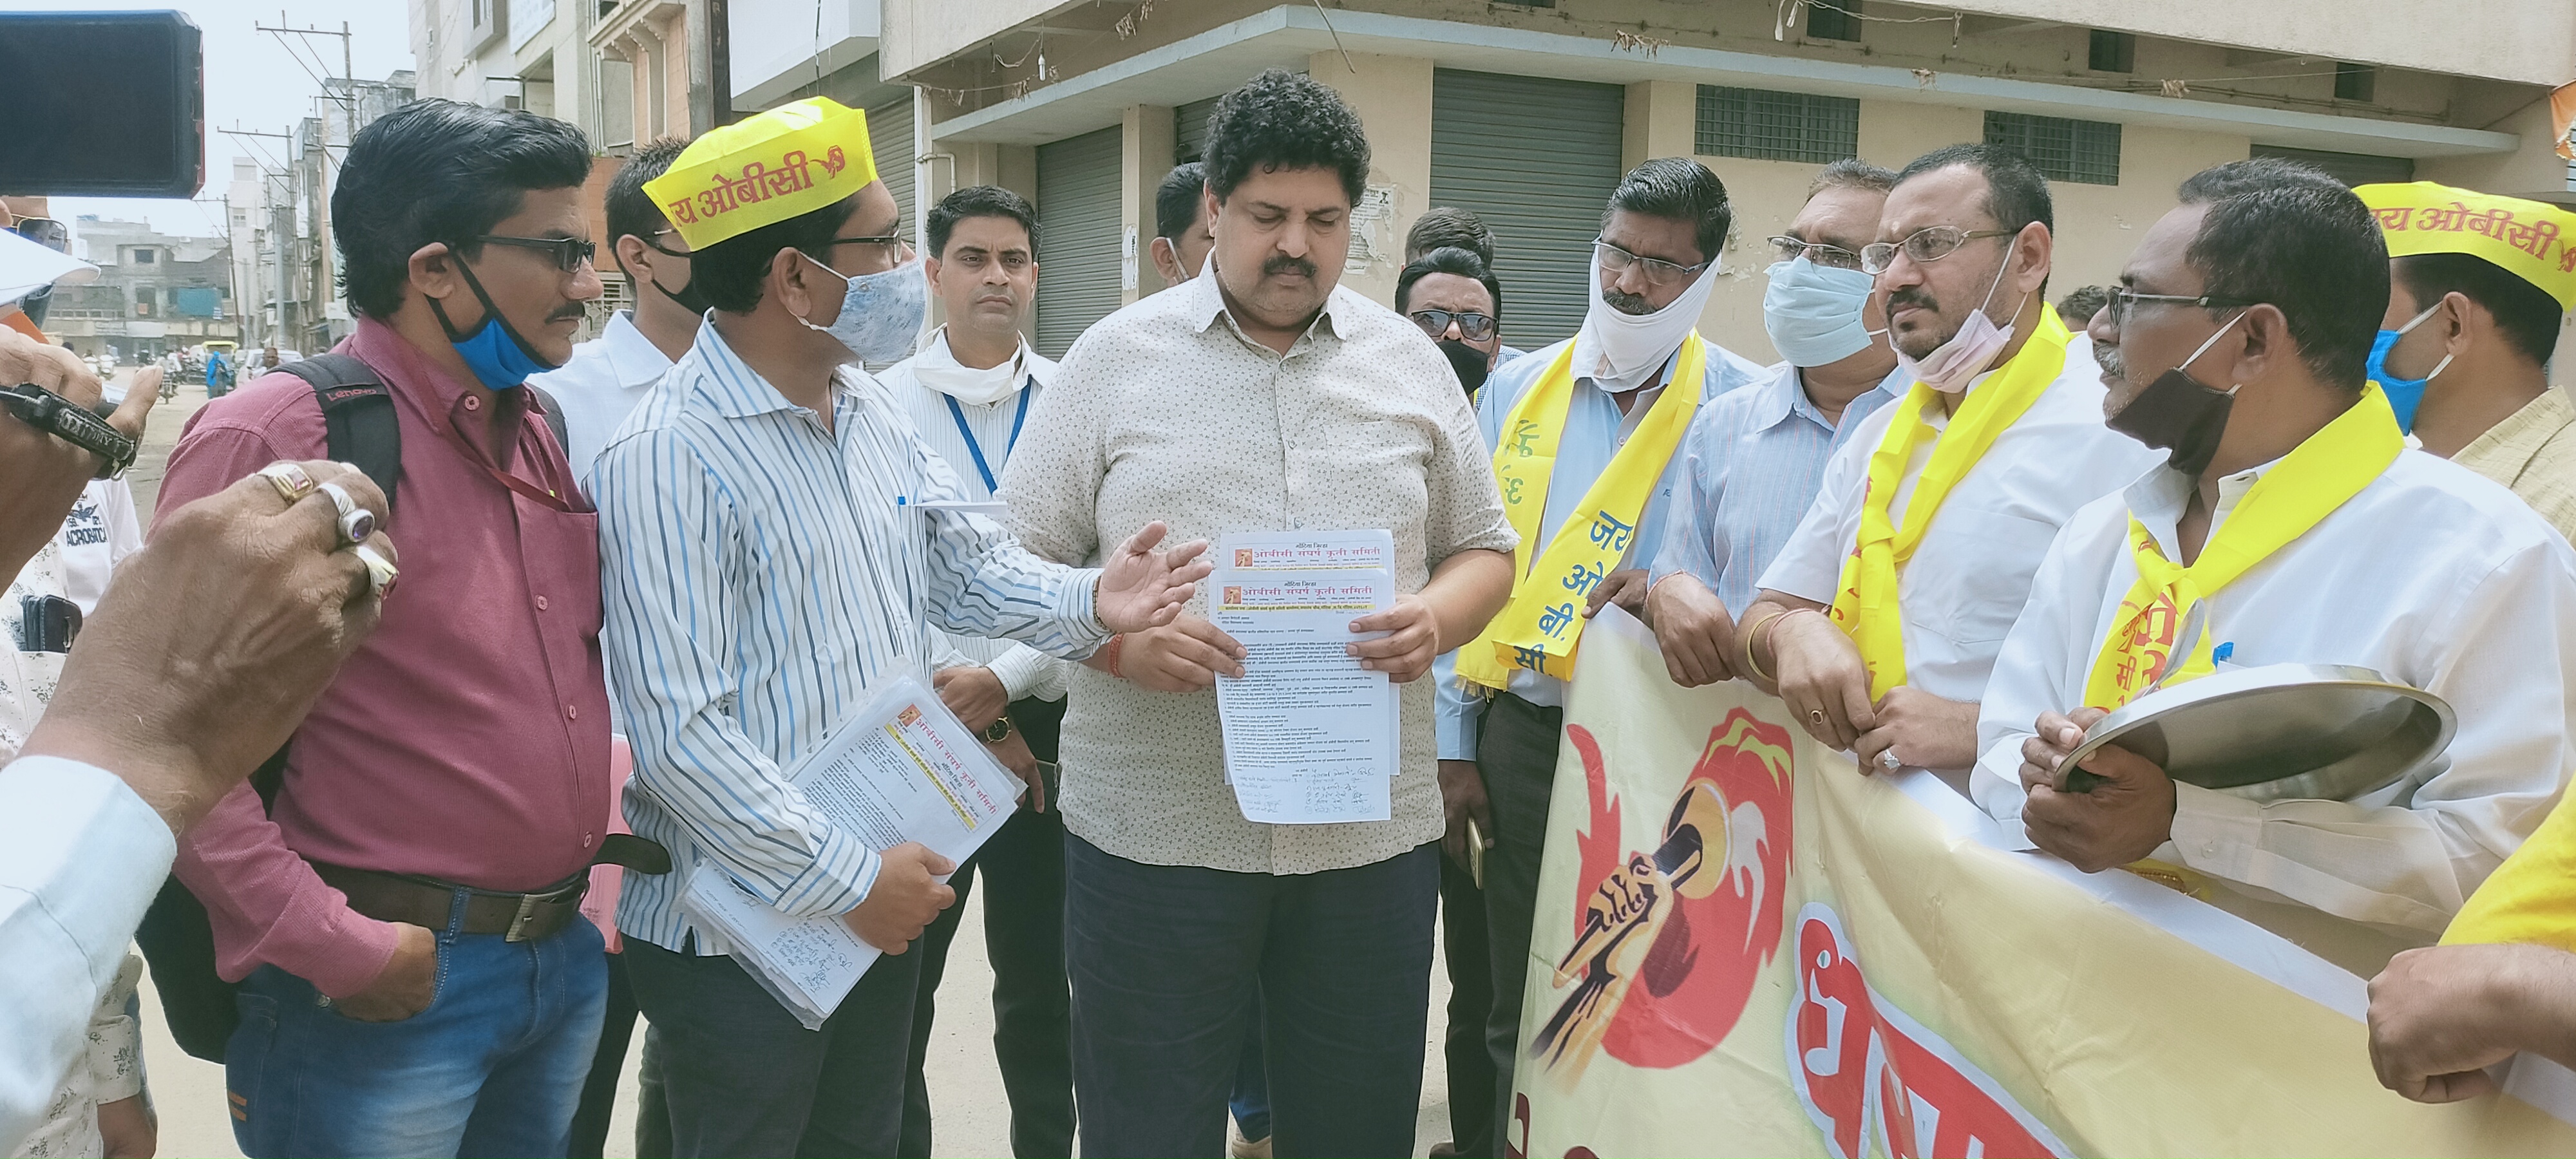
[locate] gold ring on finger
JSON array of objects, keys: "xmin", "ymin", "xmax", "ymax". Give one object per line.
[
  {"xmin": 1808, "ymin": 708, "xmax": 1826, "ymax": 727},
  {"xmin": 258, "ymin": 461, "xmax": 317, "ymax": 505}
]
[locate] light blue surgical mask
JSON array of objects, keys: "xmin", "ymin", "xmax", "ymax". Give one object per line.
[
  {"xmin": 430, "ymin": 258, "xmax": 562, "ymax": 390},
  {"xmin": 2365, "ymin": 302, "xmax": 2454, "ymax": 433},
  {"xmin": 1762, "ymin": 257, "xmax": 1880, "ymax": 368},
  {"xmin": 798, "ymin": 254, "xmax": 927, "ymax": 364}
]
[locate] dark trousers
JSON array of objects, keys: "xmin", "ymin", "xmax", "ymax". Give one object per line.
[
  {"xmin": 568, "ymin": 950, "xmax": 672, "ymax": 1158},
  {"xmin": 1066, "ymin": 834, "xmax": 1438, "ymax": 1159},
  {"xmin": 1479, "ymin": 692, "xmax": 1562, "ymax": 1156},
  {"xmin": 1441, "ymin": 848, "xmax": 1495, "ymax": 1157},
  {"xmin": 625, "ymin": 934, "xmax": 923, "ymax": 1158},
  {"xmin": 901, "ymin": 697, "xmax": 1074, "ymax": 1158}
]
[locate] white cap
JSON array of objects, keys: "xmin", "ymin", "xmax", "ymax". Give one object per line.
[{"xmin": 0, "ymin": 227, "xmax": 97, "ymax": 308}]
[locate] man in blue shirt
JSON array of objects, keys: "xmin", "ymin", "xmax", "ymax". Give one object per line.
[
  {"xmin": 1433, "ymin": 157, "xmax": 1765, "ymax": 1149},
  {"xmin": 1645, "ymin": 159, "xmax": 1907, "ymax": 687}
]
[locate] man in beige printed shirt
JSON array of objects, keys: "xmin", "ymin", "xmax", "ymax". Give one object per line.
[{"xmin": 1000, "ymin": 69, "xmax": 1515, "ymax": 1158}]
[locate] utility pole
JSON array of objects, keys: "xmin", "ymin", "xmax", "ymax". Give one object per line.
[{"xmin": 256, "ymin": 12, "xmax": 354, "ymax": 97}]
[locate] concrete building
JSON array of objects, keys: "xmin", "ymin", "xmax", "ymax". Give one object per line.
[
  {"xmin": 47, "ymin": 217, "xmax": 238, "ymax": 360},
  {"xmin": 877, "ymin": 0, "xmax": 2576, "ymax": 370}
]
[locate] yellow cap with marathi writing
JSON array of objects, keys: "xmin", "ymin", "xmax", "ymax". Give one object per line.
[
  {"xmin": 642, "ymin": 97, "xmax": 879, "ymax": 250},
  {"xmin": 2355, "ymin": 180, "xmax": 2576, "ymax": 311}
]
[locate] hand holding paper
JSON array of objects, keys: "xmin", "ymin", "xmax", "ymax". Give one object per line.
[
  {"xmin": 842, "ymin": 843, "xmax": 956, "ymax": 954},
  {"xmin": 1346, "ymin": 593, "xmax": 1441, "ymax": 682}
]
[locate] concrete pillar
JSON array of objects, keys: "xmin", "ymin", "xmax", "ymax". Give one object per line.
[
  {"xmin": 1308, "ymin": 50, "xmax": 1432, "ymax": 307},
  {"xmin": 1123, "ymin": 104, "xmax": 1177, "ymax": 301},
  {"xmin": 1624, "ymin": 80, "xmax": 1696, "ymax": 171}
]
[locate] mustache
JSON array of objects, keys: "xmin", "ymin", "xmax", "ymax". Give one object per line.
[
  {"xmin": 1601, "ymin": 287, "xmax": 1655, "ymax": 316},
  {"xmin": 1886, "ymin": 286, "xmax": 1939, "ymax": 315},
  {"xmin": 2094, "ymin": 335, "xmax": 2126, "ymax": 381},
  {"xmin": 547, "ymin": 303, "xmax": 589, "ymax": 323},
  {"xmin": 1262, "ymin": 255, "xmax": 1317, "ymax": 279}
]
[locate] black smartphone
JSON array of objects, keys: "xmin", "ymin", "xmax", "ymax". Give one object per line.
[
  {"xmin": 0, "ymin": 11, "xmax": 205, "ymax": 198},
  {"xmin": 18, "ymin": 594, "xmax": 80, "ymax": 653}
]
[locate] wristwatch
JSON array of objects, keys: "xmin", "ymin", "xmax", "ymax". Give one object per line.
[
  {"xmin": 981, "ymin": 715, "xmax": 1014, "ymax": 744},
  {"xmin": 1, "ymin": 383, "xmax": 137, "ymax": 478}
]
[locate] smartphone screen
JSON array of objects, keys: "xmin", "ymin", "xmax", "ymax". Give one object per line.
[{"xmin": 0, "ymin": 11, "xmax": 204, "ymax": 197}]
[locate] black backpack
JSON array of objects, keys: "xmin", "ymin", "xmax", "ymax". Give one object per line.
[{"xmin": 133, "ymin": 353, "xmax": 571, "ymax": 1062}]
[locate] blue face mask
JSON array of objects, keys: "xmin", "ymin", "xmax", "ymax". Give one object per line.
[
  {"xmin": 1761, "ymin": 257, "xmax": 1880, "ymax": 368},
  {"xmin": 430, "ymin": 257, "xmax": 563, "ymax": 390},
  {"xmin": 2364, "ymin": 303, "xmax": 2454, "ymax": 433},
  {"xmin": 797, "ymin": 254, "xmax": 928, "ymax": 364}
]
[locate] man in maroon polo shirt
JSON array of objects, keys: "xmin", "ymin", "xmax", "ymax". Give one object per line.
[{"xmin": 154, "ymin": 99, "xmax": 616, "ymax": 1158}]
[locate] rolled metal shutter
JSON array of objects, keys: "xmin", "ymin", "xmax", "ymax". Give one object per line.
[
  {"xmin": 2250, "ymin": 144, "xmax": 2414, "ymax": 187},
  {"xmin": 1036, "ymin": 126, "xmax": 1123, "ymax": 358},
  {"xmin": 1175, "ymin": 95, "xmax": 1220, "ymax": 163},
  {"xmin": 1430, "ymin": 70, "xmax": 1625, "ymax": 350},
  {"xmin": 871, "ymin": 94, "xmax": 916, "ymax": 238}
]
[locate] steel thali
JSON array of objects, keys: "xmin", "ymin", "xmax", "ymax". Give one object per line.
[{"xmin": 2060, "ymin": 663, "xmax": 2454, "ymax": 803}]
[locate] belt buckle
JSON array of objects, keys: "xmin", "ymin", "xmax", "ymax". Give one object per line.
[{"xmin": 506, "ymin": 893, "xmax": 542, "ymax": 943}]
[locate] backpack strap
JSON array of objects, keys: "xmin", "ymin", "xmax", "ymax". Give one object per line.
[
  {"xmin": 273, "ymin": 353, "xmax": 403, "ymax": 515},
  {"xmin": 524, "ymin": 382, "xmax": 573, "ymax": 460}
]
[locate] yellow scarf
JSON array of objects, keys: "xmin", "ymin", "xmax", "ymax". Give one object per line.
[
  {"xmin": 1828, "ymin": 308, "xmax": 2072, "ymax": 701},
  {"xmin": 1457, "ymin": 335, "xmax": 1707, "ymax": 688},
  {"xmin": 2081, "ymin": 385, "xmax": 2403, "ymax": 709}
]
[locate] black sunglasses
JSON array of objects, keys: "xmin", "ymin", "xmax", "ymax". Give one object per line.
[
  {"xmin": 476, "ymin": 234, "xmax": 596, "ymax": 272},
  {"xmin": 1409, "ymin": 308, "xmax": 1496, "ymax": 343}
]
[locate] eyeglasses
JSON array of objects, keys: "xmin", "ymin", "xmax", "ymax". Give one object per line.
[
  {"xmin": 2100, "ymin": 287, "xmax": 2260, "ymax": 330},
  {"xmin": 1767, "ymin": 234, "xmax": 1864, "ymax": 271},
  {"xmin": 1858, "ymin": 225, "xmax": 2017, "ymax": 276},
  {"xmin": 1593, "ymin": 238, "xmax": 1711, "ymax": 288},
  {"xmin": 9, "ymin": 217, "xmax": 69, "ymax": 254},
  {"xmin": 831, "ymin": 234, "xmax": 910, "ymax": 269},
  {"xmin": 475, "ymin": 234, "xmax": 596, "ymax": 272},
  {"xmin": 1408, "ymin": 308, "xmax": 1496, "ymax": 342},
  {"xmin": 641, "ymin": 228, "xmax": 692, "ymax": 259}
]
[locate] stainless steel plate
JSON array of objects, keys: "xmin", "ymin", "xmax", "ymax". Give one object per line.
[{"xmin": 2060, "ymin": 663, "xmax": 2455, "ymax": 803}]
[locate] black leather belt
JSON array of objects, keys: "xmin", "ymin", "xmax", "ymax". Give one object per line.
[{"xmin": 314, "ymin": 834, "xmax": 670, "ymax": 943}]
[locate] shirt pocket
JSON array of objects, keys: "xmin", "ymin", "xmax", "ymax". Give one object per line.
[{"xmin": 1908, "ymin": 508, "xmax": 2064, "ymax": 648}]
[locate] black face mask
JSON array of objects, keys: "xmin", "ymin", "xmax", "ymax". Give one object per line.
[
  {"xmin": 1439, "ymin": 338, "xmax": 1490, "ymax": 396},
  {"xmin": 640, "ymin": 236, "xmax": 712, "ymax": 316},
  {"xmin": 2104, "ymin": 313, "xmax": 2243, "ymax": 478}
]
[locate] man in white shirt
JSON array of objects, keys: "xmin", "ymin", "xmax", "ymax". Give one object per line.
[
  {"xmin": 1148, "ymin": 162, "xmax": 1213, "ymax": 288},
  {"xmin": 529, "ymin": 137, "xmax": 697, "ymax": 494},
  {"xmin": 1981, "ymin": 160, "xmax": 2576, "ymax": 961},
  {"xmin": 1739, "ymin": 144, "xmax": 2161, "ymax": 780},
  {"xmin": 52, "ymin": 478, "xmax": 143, "ymax": 615},
  {"xmin": 875, "ymin": 184, "xmax": 1076, "ymax": 1158}
]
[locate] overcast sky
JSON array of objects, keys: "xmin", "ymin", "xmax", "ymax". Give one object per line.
[{"xmin": 24, "ymin": 0, "xmax": 416, "ymax": 237}]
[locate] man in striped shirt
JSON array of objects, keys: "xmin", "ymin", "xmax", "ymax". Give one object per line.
[
  {"xmin": 877, "ymin": 184, "xmax": 1078, "ymax": 1158},
  {"xmin": 592, "ymin": 100, "xmax": 1211, "ymax": 1158}
]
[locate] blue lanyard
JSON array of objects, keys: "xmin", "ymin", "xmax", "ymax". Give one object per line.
[{"xmin": 943, "ymin": 382, "xmax": 1030, "ymax": 493}]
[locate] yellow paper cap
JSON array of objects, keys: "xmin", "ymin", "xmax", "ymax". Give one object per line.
[
  {"xmin": 643, "ymin": 97, "xmax": 878, "ymax": 250},
  {"xmin": 2355, "ymin": 180, "xmax": 2576, "ymax": 311}
]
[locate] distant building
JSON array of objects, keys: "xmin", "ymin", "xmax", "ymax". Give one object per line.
[{"xmin": 48, "ymin": 217, "xmax": 238, "ymax": 360}]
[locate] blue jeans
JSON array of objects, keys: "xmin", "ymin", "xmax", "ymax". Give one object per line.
[
  {"xmin": 1066, "ymin": 835, "xmax": 1437, "ymax": 1158},
  {"xmin": 225, "ymin": 905, "xmax": 608, "ymax": 1158},
  {"xmin": 1230, "ymin": 995, "xmax": 1271, "ymax": 1141}
]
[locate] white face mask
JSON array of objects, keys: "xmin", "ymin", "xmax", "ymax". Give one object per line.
[
  {"xmin": 1582, "ymin": 255, "xmax": 1722, "ymax": 386},
  {"xmin": 911, "ymin": 327, "xmax": 1027, "ymax": 405},
  {"xmin": 797, "ymin": 254, "xmax": 928, "ymax": 364},
  {"xmin": 1895, "ymin": 252, "xmax": 2023, "ymax": 394}
]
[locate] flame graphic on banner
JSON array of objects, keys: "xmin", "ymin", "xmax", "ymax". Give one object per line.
[{"xmin": 1533, "ymin": 710, "xmax": 1796, "ymax": 1077}]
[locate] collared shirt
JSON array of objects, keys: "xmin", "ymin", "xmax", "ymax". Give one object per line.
[
  {"xmin": 1649, "ymin": 363, "xmax": 1905, "ymax": 614},
  {"xmin": 1757, "ymin": 351, "xmax": 2166, "ymax": 710},
  {"xmin": 597, "ymin": 320, "xmax": 1108, "ymax": 956},
  {"xmin": 1973, "ymin": 450, "xmax": 2576, "ymax": 936},
  {"xmin": 0, "ymin": 757, "xmax": 173, "ymax": 1154},
  {"xmin": 527, "ymin": 310, "xmax": 676, "ymax": 496},
  {"xmin": 1434, "ymin": 332, "xmax": 1767, "ymax": 761},
  {"xmin": 158, "ymin": 319, "xmax": 609, "ymax": 999},
  {"xmin": 2454, "ymin": 386, "xmax": 2576, "ymax": 543},
  {"xmin": 882, "ymin": 330, "xmax": 1068, "ymax": 701},
  {"xmin": 1003, "ymin": 260, "xmax": 1516, "ymax": 875}
]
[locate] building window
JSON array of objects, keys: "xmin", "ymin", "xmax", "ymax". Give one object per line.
[
  {"xmin": 2335, "ymin": 62, "xmax": 2377, "ymax": 102},
  {"xmin": 2088, "ymin": 30, "xmax": 2135, "ymax": 73},
  {"xmin": 132, "ymin": 248, "xmax": 155, "ymax": 264},
  {"xmin": 1984, "ymin": 111, "xmax": 2121, "ymax": 185},
  {"xmin": 1697, "ymin": 86, "xmax": 1860, "ymax": 164},
  {"xmin": 1806, "ymin": 1, "xmax": 1862, "ymax": 42}
]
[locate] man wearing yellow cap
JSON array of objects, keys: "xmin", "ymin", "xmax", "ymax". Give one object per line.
[
  {"xmin": 592, "ymin": 97, "xmax": 1214, "ymax": 1157},
  {"xmin": 1982, "ymin": 160, "xmax": 2576, "ymax": 966},
  {"xmin": 2356, "ymin": 180, "xmax": 2576, "ymax": 540}
]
